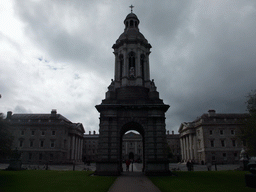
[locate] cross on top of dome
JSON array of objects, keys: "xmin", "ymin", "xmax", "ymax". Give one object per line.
[{"xmin": 129, "ymin": 4, "xmax": 134, "ymax": 13}]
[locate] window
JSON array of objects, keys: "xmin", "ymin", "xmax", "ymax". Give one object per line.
[
  {"xmin": 40, "ymin": 140, "xmax": 44, "ymax": 147},
  {"xmin": 223, "ymin": 153, "xmax": 227, "ymax": 160},
  {"xmin": 51, "ymin": 141, "xmax": 55, "ymax": 148},
  {"xmin": 232, "ymin": 140, "xmax": 236, "ymax": 147},
  {"xmin": 31, "ymin": 130, "xmax": 35, "ymax": 136},
  {"xmin": 197, "ymin": 130, "xmax": 200, "ymax": 136},
  {"xmin": 231, "ymin": 130, "xmax": 235, "ymax": 135},
  {"xmin": 234, "ymin": 153, "xmax": 237, "ymax": 157},
  {"xmin": 198, "ymin": 140, "xmax": 201, "ymax": 148},
  {"xmin": 210, "ymin": 140, "xmax": 214, "ymax": 147},
  {"xmin": 212, "ymin": 155, "xmax": 216, "ymax": 161},
  {"xmin": 39, "ymin": 153, "xmax": 42, "ymax": 161},
  {"xmin": 21, "ymin": 130, "xmax": 25, "ymax": 136},
  {"xmin": 52, "ymin": 131, "xmax": 55, "ymax": 136},
  {"xmin": 130, "ymin": 20, "xmax": 134, "ymax": 27},
  {"xmin": 19, "ymin": 140, "xmax": 23, "ymax": 147},
  {"xmin": 41, "ymin": 131, "xmax": 45, "ymax": 136},
  {"xmin": 220, "ymin": 130, "xmax": 224, "ymax": 135},
  {"xmin": 209, "ymin": 130, "xmax": 213, "ymax": 135},
  {"xmin": 50, "ymin": 154, "xmax": 53, "ymax": 161},
  {"xmin": 221, "ymin": 140, "xmax": 225, "ymax": 147},
  {"xmin": 29, "ymin": 153, "xmax": 32, "ymax": 160},
  {"xmin": 30, "ymin": 140, "xmax": 34, "ymax": 147}
]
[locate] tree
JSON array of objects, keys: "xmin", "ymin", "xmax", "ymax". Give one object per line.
[
  {"xmin": 240, "ymin": 90, "xmax": 256, "ymax": 156},
  {"xmin": 0, "ymin": 113, "xmax": 13, "ymax": 160}
]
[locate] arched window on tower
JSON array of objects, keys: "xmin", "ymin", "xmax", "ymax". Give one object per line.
[
  {"xmin": 129, "ymin": 52, "xmax": 135, "ymax": 78},
  {"xmin": 119, "ymin": 54, "xmax": 124, "ymax": 81},
  {"xmin": 130, "ymin": 20, "xmax": 134, "ymax": 27},
  {"xmin": 140, "ymin": 54, "xmax": 145, "ymax": 80}
]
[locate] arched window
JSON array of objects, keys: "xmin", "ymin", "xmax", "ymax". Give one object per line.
[
  {"xmin": 130, "ymin": 20, "xmax": 134, "ymax": 27},
  {"xmin": 129, "ymin": 52, "xmax": 135, "ymax": 78},
  {"xmin": 119, "ymin": 54, "xmax": 124, "ymax": 80},
  {"xmin": 140, "ymin": 54, "xmax": 145, "ymax": 80}
]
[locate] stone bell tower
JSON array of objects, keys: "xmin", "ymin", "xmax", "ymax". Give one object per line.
[{"xmin": 95, "ymin": 9, "xmax": 170, "ymax": 176}]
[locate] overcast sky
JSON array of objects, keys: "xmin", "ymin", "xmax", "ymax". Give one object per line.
[{"xmin": 1, "ymin": 0, "xmax": 256, "ymax": 134}]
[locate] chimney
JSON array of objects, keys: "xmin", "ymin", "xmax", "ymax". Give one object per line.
[
  {"xmin": 208, "ymin": 110, "xmax": 216, "ymax": 117},
  {"xmin": 172, "ymin": 131, "xmax": 174, "ymax": 135},
  {"xmin": 51, "ymin": 109, "xmax": 57, "ymax": 118},
  {"xmin": 93, "ymin": 131, "xmax": 96, "ymax": 135},
  {"xmin": 7, "ymin": 111, "xmax": 12, "ymax": 119},
  {"xmin": 167, "ymin": 130, "xmax": 169, "ymax": 135},
  {"xmin": 89, "ymin": 131, "xmax": 91, "ymax": 135}
]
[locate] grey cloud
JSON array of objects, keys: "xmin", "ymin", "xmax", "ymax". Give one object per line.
[{"xmin": 9, "ymin": 0, "xmax": 256, "ymax": 133}]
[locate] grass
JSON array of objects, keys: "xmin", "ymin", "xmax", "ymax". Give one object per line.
[
  {"xmin": 0, "ymin": 170, "xmax": 116, "ymax": 192},
  {"xmin": 149, "ymin": 171, "xmax": 255, "ymax": 192}
]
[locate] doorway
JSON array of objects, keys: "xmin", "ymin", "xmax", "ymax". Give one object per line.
[{"xmin": 120, "ymin": 122, "xmax": 145, "ymax": 173}]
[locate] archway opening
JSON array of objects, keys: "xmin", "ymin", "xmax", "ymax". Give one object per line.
[{"xmin": 120, "ymin": 122, "xmax": 145, "ymax": 173}]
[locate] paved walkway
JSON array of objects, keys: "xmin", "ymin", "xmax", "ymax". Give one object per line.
[
  {"xmin": 108, "ymin": 172, "xmax": 161, "ymax": 192},
  {"xmin": 108, "ymin": 164, "xmax": 161, "ymax": 192}
]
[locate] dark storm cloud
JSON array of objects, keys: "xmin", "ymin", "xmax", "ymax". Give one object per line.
[
  {"xmin": 11, "ymin": 0, "xmax": 256, "ymax": 132},
  {"xmin": 13, "ymin": 0, "xmax": 116, "ymax": 77}
]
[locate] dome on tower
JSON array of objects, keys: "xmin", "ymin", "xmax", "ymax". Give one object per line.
[
  {"xmin": 124, "ymin": 13, "xmax": 140, "ymax": 23},
  {"xmin": 112, "ymin": 12, "xmax": 151, "ymax": 49}
]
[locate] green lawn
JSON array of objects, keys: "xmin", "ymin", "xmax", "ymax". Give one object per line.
[
  {"xmin": 0, "ymin": 170, "xmax": 116, "ymax": 192},
  {"xmin": 149, "ymin": 171, "xmax": 255, "ymax": 192}
]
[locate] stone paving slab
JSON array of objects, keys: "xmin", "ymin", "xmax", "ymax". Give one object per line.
[{"xmin": 108, "ymin": 172, "xmax": 161, "ymax": 192}]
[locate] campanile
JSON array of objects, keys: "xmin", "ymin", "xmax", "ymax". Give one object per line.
[{"xmin": 95, "ymin": 9, "xmax": 170, "ymax": 176}]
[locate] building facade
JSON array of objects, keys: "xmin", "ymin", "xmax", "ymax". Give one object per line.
[
  {"xmin": 166, "ymin": 131, "xmax": 181, "ymax": 162},
  {"xmin": 83, "ymin": 131, "xmax": 180, "ymax": 163},
  {"xmin": 5, "ymin": 110, "xmax": 85, "ymax": 164},
  {"xmin": 179, "ymin": 110, "xmax": 248, "ymax": 164},
  {"xmin": 83, "ymin": 131, "xmax": 99, "ymax": 162},
  {"xmin": 122, "ymin": 132, "xmax": 143, "ymax": 162}
]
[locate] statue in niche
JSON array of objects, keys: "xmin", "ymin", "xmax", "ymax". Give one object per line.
[{"xmin": 129, "ymin": 67, "xmax": 135, "ymax": 78}]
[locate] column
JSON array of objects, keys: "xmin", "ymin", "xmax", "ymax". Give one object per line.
[
  {"xmin": 71, "ymin": 135, "xmax": 75, "ymax": 160},
  {"xmin": 180, "ymin": 137, "xmax": 184, "ymax": 161},
  {"xmin": 186, "ymin": 136, "xmax": 189, "ymax": 160},
  {"xmin": 183, "ymin": 137, "xmax": 187, "ymax": 161},
  {"xmin": 77, "ymin": 138, "xmax": 81, "ymax": 161},
  {"xmin": 189, "ymin": 134, "xmax": 193, "ymax": 160}
]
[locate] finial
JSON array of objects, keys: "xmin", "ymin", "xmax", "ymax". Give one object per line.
[{"xmin": 129, "ymin": 4, "xmax": 134, "ymax": 13}]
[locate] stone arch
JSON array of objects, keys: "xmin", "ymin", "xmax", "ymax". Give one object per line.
[{"xmin": 119, "ymin": 121, "xmax": 145, "ymax": 172}]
